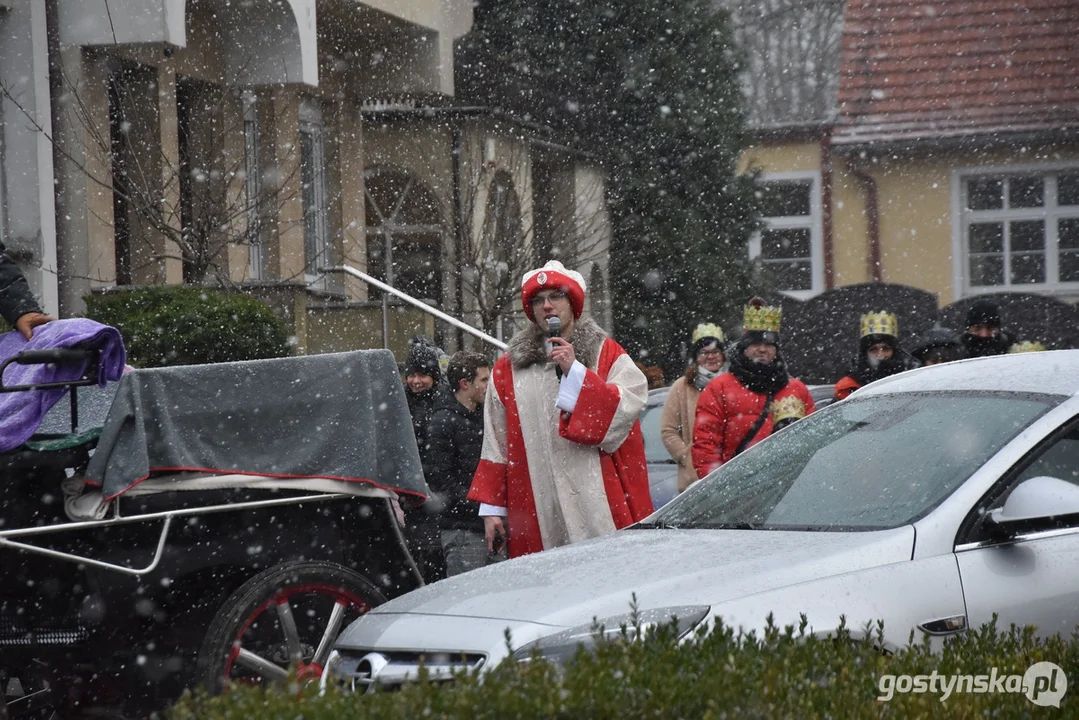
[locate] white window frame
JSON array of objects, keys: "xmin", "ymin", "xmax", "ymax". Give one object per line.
[
  {"xmin": 299, "ymin": 97, "xmax": 330, "ymax": 291},
  {"xmin": 749, "ymin": 171, "xmax": 824, "ymax": 299},
  {"xmin": 951, "ymin": 161, "xmax": 1079, "ymax": 299},
  {"xmin": 242, "ymin": 92, "xmax": 263, "ymax": 281}
]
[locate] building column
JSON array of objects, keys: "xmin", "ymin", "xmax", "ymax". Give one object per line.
[
  {"xmin": 339, "ymin": 105, "xmax": 367, "ymax": 300},
  {"xmin": 155, "ymin": 62, "xmax": 183, "ymax": 284},
  {"xmin": 51, "ymin": 45, "xmax": 113, "ymax": 315},
  {"xmin": 0, "ymin": 1, "xmax": 60, "ymax": 314}
]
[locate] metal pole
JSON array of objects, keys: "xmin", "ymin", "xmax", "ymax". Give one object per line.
[
  {"xmin": 383, "ymin": 230, "xmax": 394, "ymax": 349},
  {"xmin": 381, "ymin": 294, "xmax": 389, "ymax": 350},
  {"xmin": 324, "ymin": 265, "xmax": 508, "ymax": 351}
]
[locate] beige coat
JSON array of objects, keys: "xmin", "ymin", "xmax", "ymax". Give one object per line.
[{"xmin": 660, "ymin": 375, "xmax": 702, "ymax": 493}]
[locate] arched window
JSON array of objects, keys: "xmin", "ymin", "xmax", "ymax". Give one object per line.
[{"xmin": 364, "ymin": 167, "xmax": 443, "ymax": 302}]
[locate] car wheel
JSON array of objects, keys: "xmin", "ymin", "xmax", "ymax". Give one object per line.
[{"xmin": 195, "ymin": 560, "xmax": 385, "ymax": 694}]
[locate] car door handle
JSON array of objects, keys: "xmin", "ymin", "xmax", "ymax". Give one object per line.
[{"xmin": 917, "ymin": 615, "xmax": 967, "ymax": 635}]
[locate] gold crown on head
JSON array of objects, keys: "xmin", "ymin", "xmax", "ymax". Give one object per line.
[
  {"xmin": 771, "ymin": 396, "xmax": 806, "ymax": 425},
  {"xmin": 1008, "ymin": 340, "xmax": 1046, "ymax": 354},
  {"xmin": 861, "ymin": 311, "xmax": 898, "ymax": 338},
  {"xmin": 743, "ymin": 299, "xmax": 782, "ymax": 333},
  {"xmin": 692, "ymin": 322, "xmax": 725, "ymax": 345}
]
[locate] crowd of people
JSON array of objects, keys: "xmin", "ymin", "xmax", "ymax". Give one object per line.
[
  {"xmin": 661, "ymin": 297, "xmax": 1045, "ymax": 493},
  {"xmin": 401, "ymin": 260, "xmax": 1050, "ymax": 579}
]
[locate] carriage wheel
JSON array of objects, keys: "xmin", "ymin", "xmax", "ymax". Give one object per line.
[{"xmin": 195, "ymin": 561, "xmax": 386, "ymax": 694}]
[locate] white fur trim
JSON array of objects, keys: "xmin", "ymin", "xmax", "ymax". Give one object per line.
[{"xmin": 521, "ymin": 260, "xmax": 587, "ymax": 293}]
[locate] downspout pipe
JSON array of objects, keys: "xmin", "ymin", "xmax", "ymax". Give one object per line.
[
  {"xmin": 450, "ymin": 122, "xmax": 465, "ymax": 350},
  {"xmin": 819, "ymin": 127, "xmax": 835, "ymax": 289},
  {"xmin": 845, "ymin": 157, "xmax": 883, "ymax": 283}
]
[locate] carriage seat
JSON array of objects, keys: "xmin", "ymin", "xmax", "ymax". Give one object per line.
[{"xmin": 0, "ymin": 427, "xmax": 103, "ymax": 473}]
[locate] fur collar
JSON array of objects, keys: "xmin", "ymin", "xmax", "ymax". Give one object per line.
[{"xmin": 508, "ymin": 317, "xmax": 607, "ymax": 370}]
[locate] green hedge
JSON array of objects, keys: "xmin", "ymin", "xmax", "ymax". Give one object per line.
[
  {"xmin": 169, "ymin": 615, "xmax": 1077, "ymax": 719},
  {"xmin": 84, "ymin": 286, "xmax": 290, "ymax": 368}
]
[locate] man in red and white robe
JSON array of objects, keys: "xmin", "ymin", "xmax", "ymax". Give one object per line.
[{"xmin": 467, "ymin": 261, "xmax": 654, "ymax": 559}]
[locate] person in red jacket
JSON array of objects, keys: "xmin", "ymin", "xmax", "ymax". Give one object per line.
[{"xmin": 691, "ymin": 298, "xmax": 815, "ymax": 478}]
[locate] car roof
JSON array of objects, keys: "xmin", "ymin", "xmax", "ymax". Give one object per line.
[{"xmin": 855, "ymin": 349, "xmax": 1079, "ymax": 398}]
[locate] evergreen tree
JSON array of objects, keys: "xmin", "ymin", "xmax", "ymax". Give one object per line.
[{"xmin": 458, "ymin": 0, "xmax": 761, "ymax": 377}]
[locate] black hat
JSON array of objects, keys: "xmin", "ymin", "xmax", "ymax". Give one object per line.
[
  {"xmin": 405, "ymin": 337, "xmax": 442, "ymax": 381},
  {"xmin": 911, "ymin": 326, "xmax": 964, "ymax": 364},
  {"xmin": 966, "ymin": 300, "xmax": 1001, "ymax": 329}
]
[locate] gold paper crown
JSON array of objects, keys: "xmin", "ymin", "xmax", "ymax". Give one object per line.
[
  {"xmin": 860, "ymin": 311, "xmax": 898, "ymax": 338},
  {"xmin": 692, "ymin": 322, "xmax": 725, "ymax": 345},
  {"xmin": 743, "ymin": 301, "xmax": 782, "ymax": 333},
  {"xmin": 771, "ymin": 396, "xmax": 806, "ymax": 425},
  {"xmin": 1008, "ymin": 340, "xmax": 1046, "ymax": 354}
]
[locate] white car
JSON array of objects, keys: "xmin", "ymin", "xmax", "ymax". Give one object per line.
[{"xmin": 330, "ymin": 351, "xmax": 1079, "ymax": 688}]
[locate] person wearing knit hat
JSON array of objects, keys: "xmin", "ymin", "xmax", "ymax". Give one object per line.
[
  {"xmin": 961, "ymin": 300, "xmax": 1013, "ymax": 358},
  {"xmin": 911, "ymin": 325, "xmax": 966, "ymax": 366},
  {"xmin": 660, "ymin": 323, "xmax": 727, "ymax": 493},
  {"xmin": 833, "ymin": 311, "xmax": 919, "ymax": 401},
  {"xmin": 402, "ymin": 335, "xmax": 449, "ymax": 582},
  {"xmin": 691, "ymin": 298, "xmax": 815, "ymax": 477},
  {"xmin": 467, "ymin": 260, "xmax": 653, "ymax": 559}
]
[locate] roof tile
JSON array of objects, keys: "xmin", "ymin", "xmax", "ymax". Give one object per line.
[{"xmin": 834, "ymin": 0, "xmax": 1079, "ymax": 144}]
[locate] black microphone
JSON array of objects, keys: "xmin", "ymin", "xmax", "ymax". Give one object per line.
[
  {"xmin": 546, "ymin": 316, "xmax": 562, "ymax": 339},
  {"xmin": 546, "ymin": 317, "xmax": 563, "ymax": 379}
]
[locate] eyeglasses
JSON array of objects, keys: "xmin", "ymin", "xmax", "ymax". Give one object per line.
[
  {"xmin": 697, "ymin": 349, "xmax": 723, "ymax": 357},
  {"xmin": 530, "ymin": 290, "xmax": 569, "ymax": 308}
]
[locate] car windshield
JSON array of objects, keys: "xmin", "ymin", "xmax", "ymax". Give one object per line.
[
  {"xmin": 646, "ymin": 391, "xmax": 1057, "ymax": 531},
  {"xmin": 639, "ymin": 402, "xmax": 672, "ymax": 464}
]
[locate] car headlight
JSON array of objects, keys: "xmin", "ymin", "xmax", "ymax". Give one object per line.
[{"xmin": 510, "ymin": 605, "xmax": 710, "ymax": 666}]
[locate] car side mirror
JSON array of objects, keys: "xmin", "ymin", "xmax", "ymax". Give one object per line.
[{"xmin": 987, "ymin": 476, "xmax": 1079, "ymax": 539}]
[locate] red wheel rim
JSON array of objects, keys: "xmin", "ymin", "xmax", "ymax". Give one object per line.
[{"xmin": 222, "ymin": 581, "xmax": 370, "ymax": 683}]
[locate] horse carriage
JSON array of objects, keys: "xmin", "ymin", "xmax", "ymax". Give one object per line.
[{"xmin": 0, "ymin": 326, "xmax": 427, "ymax": 718}]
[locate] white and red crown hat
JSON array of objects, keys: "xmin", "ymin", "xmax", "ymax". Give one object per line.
[{"xmin": 520, "ymin": 260, "xmax": 586, "ymax": 323}]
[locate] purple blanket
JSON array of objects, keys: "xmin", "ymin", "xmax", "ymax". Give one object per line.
[{"xmin": 0, "ymin": 319, "xmax": 126, "ymax": 452}]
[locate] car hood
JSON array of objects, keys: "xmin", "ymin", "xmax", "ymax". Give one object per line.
[{"xmin": 375, "ymin": 526, "xmax": 914, "ymax": 627}]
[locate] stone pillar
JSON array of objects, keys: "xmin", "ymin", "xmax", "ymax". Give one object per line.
[
  {"xmin": 339, "ymin": 105, "xmax": 367, "ymax": 300},
  {"xmin": 271, "ymin": 89, "xmax": 304, "ymax": 283},
  {"xmin": 155, "ymin": 61, "xmax": 183, "ymax": 284},
  {"xmin": 51, "ymin": 46, "xmax": 112, "ymax": 315}
]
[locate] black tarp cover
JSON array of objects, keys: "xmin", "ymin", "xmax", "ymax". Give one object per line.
[{"xmin": 83, "ymin": 349, "xmax": 429, "ymax": 505}]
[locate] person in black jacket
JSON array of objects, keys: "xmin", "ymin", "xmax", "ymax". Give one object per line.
[
  {"xmin": 425, "ymin": 350, "xmax": 492, "ymax": 576},
  {"xmin": 961, "ymin": 300, "xmax": 1013, "ymax": 358},
  {"xmin": 401, "ymin": 336, "xmax": 448, "ymax": 583},
  {"xmin": 0, "ymin": 241, "xmax": 53, "ymax": 339}
]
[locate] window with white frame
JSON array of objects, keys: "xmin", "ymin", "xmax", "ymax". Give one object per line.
[
  {"xmin": 242, "ymin": 92, "xmax": 264, "ymax": 281},
  {"xmin": 959, "ymin": 168, "xmax": 1079, "ymax": 292},
  {"xmin": 750, "ymin": 173, "xmax": 823, "ymax": 298},
  {"xmin": 299, "ymin": 98, "xmax": 330, "ymax": 290}
]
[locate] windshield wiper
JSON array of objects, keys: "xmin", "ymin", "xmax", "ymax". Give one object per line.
[
  {"xmin": 633, "ymin": 520, "xmax": 681, "ymax": 530},
  {"xmin": 697, "ymin": 521, "xmax": 763, "ymax": 530}
]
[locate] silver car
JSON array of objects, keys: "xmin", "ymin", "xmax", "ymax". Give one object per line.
[
  {"xmin": 640, "ymin": 383, "xmax": 836, "ymax": 510},
  {"xmin": 331, "ymin": 351, "xmax": 1079, "ymax": 687}
]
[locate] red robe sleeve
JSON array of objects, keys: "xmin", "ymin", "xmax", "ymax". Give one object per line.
[
  {"xmin": 558, "ymin": 367, "xmax": 623, "ymax": 446},
  {"xmin": 467, "ymin": 357, "xmax": 512, "ymax": 507}
]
